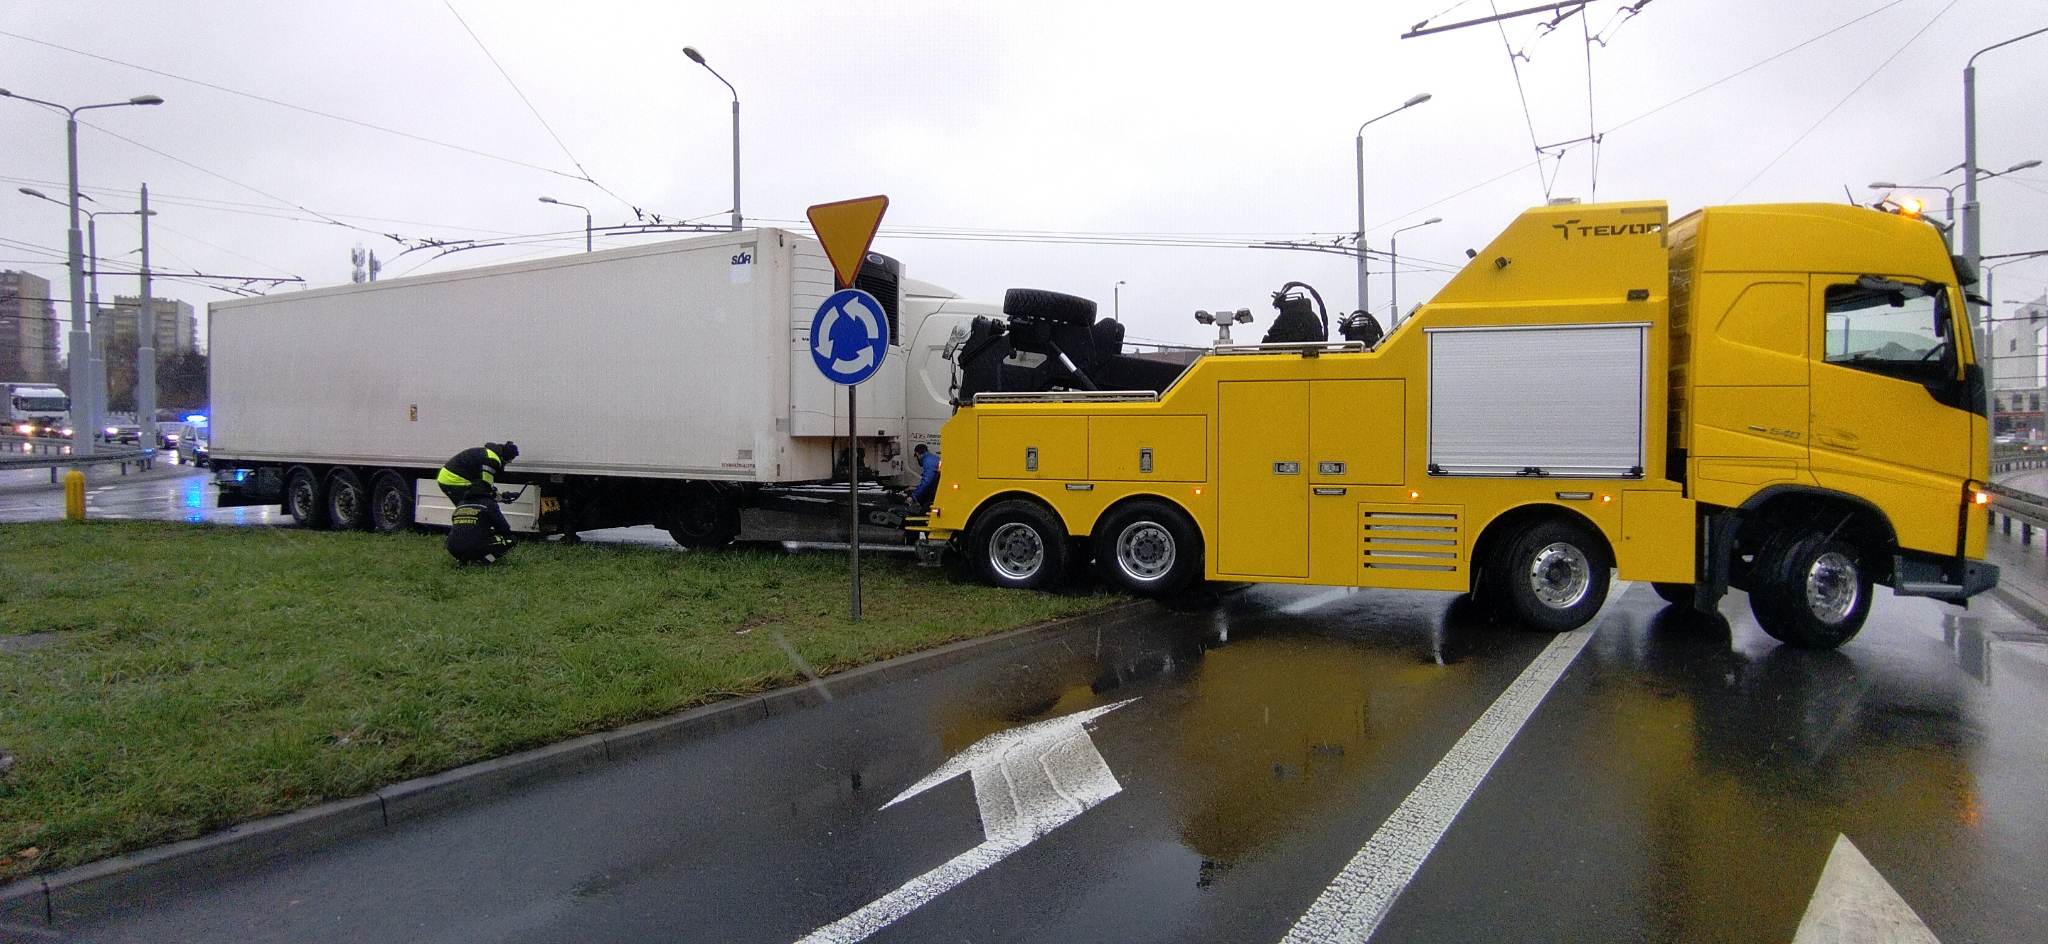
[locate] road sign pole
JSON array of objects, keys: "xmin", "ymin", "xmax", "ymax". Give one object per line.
[
  {"xmin": 849, "ymin": 383, "xmax": 860, "ymax": 621},
  {"xmin": 806, "ymin": 195, "xmax": 891, "ymax": 626}
]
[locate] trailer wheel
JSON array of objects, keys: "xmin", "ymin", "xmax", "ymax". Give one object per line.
[
  {"xmin": 1749, "ymin": 530, "xmax": 1870, "ymax": 649},
  {"xmin": 1497, "ymin": 518, "xmax": 1612, "ymax": 632},
  {"xmin": 1093, "ymin": 500, "xmax": 1201, "ymax": 596},
  {"xmin": 1003, "ymin": 288, "xmax": 1098, "ymax": 327},
  {"xmin": 968, "ymin": 499, "xmax": 1069, "ymax": 590},
  {"xmin": 666, "ymin": 485, "xmax": 739, "ymax": 549},
  {"xmin": 369, "ymin": 471, "xmax": 414, "ymax": 534},
  {"xmin": 326, "ymin": 468, "xmax": 371, "ymax": 531},
  {"xmin": 1652, "ymin": 582, "xmax": 1696, "ymax": 608},
  {"xmin": 284, "ymin": 466, "xmax": 329, "ymax": 529}
]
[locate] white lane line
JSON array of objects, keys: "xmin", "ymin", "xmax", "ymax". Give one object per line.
[{"xmin": 1280, "ymin": 584, "xmax": 1628, "ymax": 944}]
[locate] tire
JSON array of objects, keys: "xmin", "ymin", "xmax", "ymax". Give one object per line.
[
  {"xmin": 326, "ymin": 468, "xmax": 371, "ymax": 531},
  {"xmin": 1092, "ymin": 500, "xmax": 1202, "ymax": 596},
  {"xmin": 1496, "ymin": 518, "xmax": 1613, "ymax": 632},
  {"xmin": 1748, "ymin": 530, "xmax": 1871, "ymax": 649},
  {"xmin": 1652, "ymin": 582, "xmax": 1697, "ymax": 608},
  {"xmin": 369, "ymin": 470, "xmax": 414, "ymax": 534},
  {"xmin": 666, "ymin": 484, "xmax": 740, "ymax": 549},
  {"xmin": 1003, "ymin": 288, "xmax": 1097, "ymax": 327},
  {"xmin": 967, "ymin": 499, "xmax": 1069, "ymax": 590},
  {"xmin": 284, "ymin": 466, "xmax": 328, "ymax": 529}
]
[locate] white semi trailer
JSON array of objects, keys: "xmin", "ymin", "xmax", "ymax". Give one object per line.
[{"xmin": 209, "ymin": 228, "xmax": 990, "ymax": 545}]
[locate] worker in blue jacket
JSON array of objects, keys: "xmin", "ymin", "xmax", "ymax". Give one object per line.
[{"xmin": 907, "ymin": 443, "xmax": 941, "ymax": 510}]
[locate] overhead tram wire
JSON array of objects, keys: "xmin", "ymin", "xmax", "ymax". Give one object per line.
[
  {"xmin": 441, "ymin": 0, "xmax": 640, "ymax": 218},
  {"xmin": 0, "ymin": 28, "xmax": 587, "ymax": 182},
  {"xmin": 1365, "ymin": 0, "xmax": 1917, "ymax": 235},
  {"xmin": 1726, "ymin": 0, "xmax": 1961, "ymax": 201},
  {"xmin": 1490, "ymin": 0, "xmax": 1556, "ymax": 197}
]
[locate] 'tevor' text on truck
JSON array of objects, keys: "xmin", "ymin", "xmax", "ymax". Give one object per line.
[{"xmin": 913, "ymin": 200, "xmax": 1996, "ymax": 649}]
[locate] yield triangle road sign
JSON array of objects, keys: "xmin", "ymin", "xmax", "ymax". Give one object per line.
[{"xmin": 806, "ymin": 195, "xmax": 890, "ymax": 289}]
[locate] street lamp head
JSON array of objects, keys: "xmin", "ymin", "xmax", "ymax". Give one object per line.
[
  {"xmin": 683, "ymin": 46, "xmax": 706, "ymax": 65},
  {"xmin": 18, "ymin": 187, "xmax": 47, "ymax": 200},
  {"xmin": 1404, "ymin": 93, "xmax": 1433, "ymax": 108},
  {"xmin": 1868, "ymin": 181, "xmax": 1898, "ymax": 189},
  {"xmin": 2009, "ymin": 159, "xmax": 2043, "ymax": 173},
  {"xmin": 1423, "ymin": 216, "xmax": 1443, "ymax": 225},
  {"xmin": 538, "ymin": 196, "xmax": 559, "ymax": 205},
  {"xmin": 128, "ymin": 95, "xmax": 163, "ymax": 106}
]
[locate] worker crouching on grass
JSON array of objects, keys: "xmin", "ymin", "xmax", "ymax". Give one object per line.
[
  {"xmin": 436, "ymin": 440, "xmax": 518, "ymax": 506},
  {"xmin": 447, "ymin": 486, "xmax": 516, "ymax": 565}
]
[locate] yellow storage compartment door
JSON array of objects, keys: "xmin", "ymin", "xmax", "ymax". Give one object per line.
[
  {"xmin": 1310, "ymin": 379, "xmax": 1405, "ymax": 485},
  {"xmin": 1219, "ymin": 381, "xmax": 1308, "ymax": 578}
]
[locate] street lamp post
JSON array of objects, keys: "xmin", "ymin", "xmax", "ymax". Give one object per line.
[
  {"xmin": 1355, "ymin": 93, "xmax": 1432, "ymax": 318},
  {"xmin": 1963, "ymin": 29, "xmax": 2048, "ymax": 282},
  {"xmin": 538, "ymin": 196, "xmax": 592, "ymax": 252},
  {"xmin": 1870, "ymin": 159, "xmax": 2040, "ymax": 250},
  {"xmin": 683, "ymin": 46, "xmax": 741, "ymax": 232},
  {"xmin": 21, "ymin": 187, "xmax": 157, "ymax": 441},
  {"xmin": 1388, "ymin": 217, "xmax": 1443, "ymax": 325},
  {"xmin": 0, "ymin": 88, "xmax": 162, "ymax": 457},
  {"xmin": 1113, "ymin": 280, "xmax": 1126, "ymax": 321},
  {"xmin": 136, "ymin": 183, "xmax": 156, "ymax": 458}
]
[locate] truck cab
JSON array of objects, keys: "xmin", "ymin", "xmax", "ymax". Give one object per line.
[
  {"xmin": 4, "ymin": 384, "xmax": 72, "ymax": 438},
  {"xmin": 913, "ymin": 201, "xmax": 1993, "ymax": 650}
]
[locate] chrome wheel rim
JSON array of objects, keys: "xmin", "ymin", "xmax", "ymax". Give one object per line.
[
  {"xmin": 1528, "ymin": 542, "xmax": 1592, "ymax": 610},
  {"xmin": 1805, "ymin": 551, "xmax": 1859, "ymax": 625},
  {"xmin": 1115, "ymin": 521, "xmax": 1176, "ymax": 582},
  {"xmin": 333, "ymin": 484, "xmax": 361, "ymax": 522},
  {"xmin": 988, "ymin": 522, "xmax": 1046, "ymax": 580},
  {"xmin": 290, "ymin": 480, "xmax": 316, "ymax": 519}
]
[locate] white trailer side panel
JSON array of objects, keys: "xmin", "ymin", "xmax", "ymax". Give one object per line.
[{"xmin": 211, "ymin": 230, "xmax": 851, "ymax": 481}]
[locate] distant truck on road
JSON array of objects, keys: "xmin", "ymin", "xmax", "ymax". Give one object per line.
[
  {"xmin": 915, "ymin": 200, "xmax": 1997, "ymax": 649},
  {"xmin": 3, "ymin": 382, "xmax": 72, "ymax": 438},
  {"xmin": 208, "ymin": 229, "xmax": 994, "ymax": 544}
]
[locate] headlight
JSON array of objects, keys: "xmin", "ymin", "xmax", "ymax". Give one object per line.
[
  {"xmin": 14, "ymin": 423, "xmax": 30, "ymax": 435},
  {"xmin": 165, "ymin": 433, "xmax": 179, "ymax": 442},
  {"xmin": 60, "ymin": 427, "xmax": 73, "ymax": 437},
  {"xmin": 104, "ymin": 426, "xmax": 118, "ymax": 436}
]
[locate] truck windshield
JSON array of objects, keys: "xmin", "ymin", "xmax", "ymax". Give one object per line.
[
  {"xmin": 12, "ymin": 396, "xmax": 68, "ymax": 412},
  {"xmin": 1823, "ymin": 281, "xmax": 1952, "ymax": 383}
]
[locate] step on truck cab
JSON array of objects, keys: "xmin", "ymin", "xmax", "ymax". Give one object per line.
[{"xmin": 913, "ymin": 200, "xmax": 1995, "ymax": 649}]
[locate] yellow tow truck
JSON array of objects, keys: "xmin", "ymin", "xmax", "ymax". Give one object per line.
[{"xmin": 912, "ymin": 200, "xmax": 1996, "ymax": 648}]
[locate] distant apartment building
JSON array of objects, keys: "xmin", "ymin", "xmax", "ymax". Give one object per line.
[
  {"xmin": 1992, "ymin": 293, "xmax": 2048, "ymax": 441},
  {"xmin": 0, "ymin": 270, "xmax": 62, "ymax": 383},
  {"xmin": 104, "ymin": 295, "xmax": 198, "ymax": 356}
]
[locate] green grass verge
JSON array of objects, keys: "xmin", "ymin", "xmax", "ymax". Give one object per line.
[{"xmin": 0, "ymin": 520, "xmax": 1115, "ymax": 879}]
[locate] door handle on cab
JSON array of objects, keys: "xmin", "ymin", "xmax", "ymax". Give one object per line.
[{"xmin": 1818, "ymin": 430, "xmax": 1860, "ymax": 451}]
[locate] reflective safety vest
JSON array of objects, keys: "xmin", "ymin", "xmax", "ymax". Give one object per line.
[{"xmin": 437, "ymin": 446, "xmax": 504, "ymax": 488}]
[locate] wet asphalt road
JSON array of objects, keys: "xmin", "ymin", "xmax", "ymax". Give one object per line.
[{"xmin": 7, "ymin": 469, "xmax": 2048, "ymax": 943}]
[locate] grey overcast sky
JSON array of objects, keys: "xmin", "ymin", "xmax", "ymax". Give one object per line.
[{"xmin": 4, "ymin": 0, "xmax": 2047, "ymax": 352}]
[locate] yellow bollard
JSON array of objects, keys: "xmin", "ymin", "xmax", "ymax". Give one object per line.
[{"xmin": 64, "ymin": 469, "xmax": 86, "ymax": 521}]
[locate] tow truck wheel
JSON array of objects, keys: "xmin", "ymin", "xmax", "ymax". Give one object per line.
[
  {"xmin": 284, "ymin": 466, "xmax": 329, "ymax": 529},
  {"xmin": 1749, "ymin": 530, "xmax": 1870, "ymax": 649},
  {"xmin": 969, "ymin": 499, "xmax": 1069, "ymax": 591},
  {"xmin": 1497, "ymin": 518, "xmax": 1612, "ymax": 632},
  {"xmin": 1093, "ymin": 500, "xmax": 1201, "ymax": 596},
  {"xmin": 369, "ymin": 471, "xmax": 414, "ymax": 534},
  {"xmin": 326, "ymin": 468, "xmax": 371, "ymax": 531}
]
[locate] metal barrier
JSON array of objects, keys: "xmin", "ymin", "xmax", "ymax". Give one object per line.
[
  {"xmin": 1989, "ymin": 482, "xmax": 2048, "ymax": 547},
  {"xmin": 0, "ymin": 437, "xmax": 159, "ymax": 482},
  {"xmin": 1993, "ymin": 455, "xmax": 2048, "ymax": 474}
]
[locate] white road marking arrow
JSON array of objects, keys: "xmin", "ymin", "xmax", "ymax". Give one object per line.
[
  {"xmin": 1793, "ymin": 835, "xmax": 1941, "ymax": 944},
  {"xmin": 792, "ymin": 698, "xmax": 1138, "ymax": 944}
]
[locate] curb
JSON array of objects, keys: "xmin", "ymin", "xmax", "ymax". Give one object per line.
[{"xmin": 0, "ymin": 597, "xmax": 1147, "ymax": 928}]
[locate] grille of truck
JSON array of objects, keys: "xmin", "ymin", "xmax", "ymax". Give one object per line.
[{"xmin": 853, "ymin": 252, "xmax": 903, "ymax": 343}]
